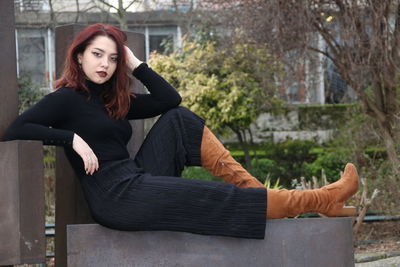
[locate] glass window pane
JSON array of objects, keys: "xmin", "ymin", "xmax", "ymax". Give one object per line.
[
  {"xmin": 18, "ymin": 35, "xmax": 47, "ymax": 87},
  {"xmin": 149, "ymin": 35, "xmax": 174, "ymax": 54}
]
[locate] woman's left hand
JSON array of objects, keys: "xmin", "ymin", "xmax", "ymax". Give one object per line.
[
  {"xmin": 72, "ymin": 133, "xmax": 99, "ymax": 175},
  {"xmin": 125, "ymin": 46, "xmax": 143, "ymax": 71}
]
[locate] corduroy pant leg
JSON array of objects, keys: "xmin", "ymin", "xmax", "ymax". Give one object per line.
[{"xmin": 134, "ymin": 106, "xmax": 205, "ymax": 176}]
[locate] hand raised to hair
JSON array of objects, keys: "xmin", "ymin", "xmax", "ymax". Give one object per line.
[
  {"xmin": 72, "ymin": 133, "xmax": 99, "ymax": 175},
  {"xmin": 125, "ymin": 46, "xmax": 143, "ymax": 72}
]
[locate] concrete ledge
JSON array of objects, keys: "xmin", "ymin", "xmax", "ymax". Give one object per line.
[{"xmin": 67, "ymin": 217, "xmax": 355, "ymax": 267}]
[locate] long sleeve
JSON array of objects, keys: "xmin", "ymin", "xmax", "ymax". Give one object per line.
[
  {"xmin": 3, "ymin": 87, "xmax": 75, "ymax": 146},
  {"xmin": 126, "ymin": 63, "xmax": 182, "ymax": 119}
]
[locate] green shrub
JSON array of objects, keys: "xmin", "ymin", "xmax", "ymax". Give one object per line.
[
  {"xmin": 304, "ymin": 151, "xmax": 348, "ymax": 182},
  {"xmin": 250, "ymin": 158, "xmax": 283, "ymax": 184},
  {"xmin": 262, "ymin": 139, "xmax": 319, "ymax": 186},
  {"xmin": 297, "ymin": 104, "xmax": 352, "ymax": 130},
  {"xmin": 17, "ymin": 76, "xmax": 46, "ymax": 113},
  {"xmin": 265, "ymin": 139, "xmax": 318, "ymax": 162},
  {"xmin": 181, "ymin": 166, "xmax": 220, "ymax": 181}
]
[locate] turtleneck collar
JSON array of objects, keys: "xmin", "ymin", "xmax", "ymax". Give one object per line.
[{"xmin": 85, "ymin": 79, "xmax": 110, "ymax": 96}]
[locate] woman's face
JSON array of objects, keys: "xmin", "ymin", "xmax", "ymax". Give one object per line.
[{"xmin": 77, "ymin": 35, "xmax": 118, "ymax": 84}]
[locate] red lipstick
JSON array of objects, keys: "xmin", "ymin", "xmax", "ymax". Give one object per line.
[{"xmin": 97, "ymin": 71, "xmax": 107, "ymax": 78}]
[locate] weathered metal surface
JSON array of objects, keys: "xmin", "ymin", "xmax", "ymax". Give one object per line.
[
  {"xmin": 0, "ymin": 0, "xmax": 18, "ymax": 139},
  {"xmin": 126, "ymin": 30, "xmax": 146, "ymax": 157},
  {"xmin": 54, "ymin": 24, "xmax": 145, "ymax": 267},
  {"xmin": 0, "ymin": 0, "xmax": 46, "ymax": 265},
  {"xmin": 67, "ymin": 218, "xmax": 355, "ymax": 267},
  {"xmin": 0, "ymin": 141, "xmax": 45, "ymax": 265},
  {"xmin": 0, "ymin": 142, "xmax": 20, "ymax": 265},
  {"xmin": 54, "ymin": 25, "xmax": 92, "ymax": 267},
  {"xmin": 55, "ymin": 147, "xmax": 94, "ymax": 267}
]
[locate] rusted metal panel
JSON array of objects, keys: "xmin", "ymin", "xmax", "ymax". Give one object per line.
[
  {"xmin": 0, "ymin": 141, "xmax": 45, "ymax": 266},
  {"xmin": 54, "ymin": 24, "xmax": 145, "ymax": 267},
  {"xmin": 67, "ymin": 218, "xmax": 355, "ymax": 267},
  {"xmin": 0, "ymin": 0, "xmax": 45, "ymax": 265},
  {"xmin": 0, "ymin": 0, "xmax": 18, "ymax": 139},
  {"xmin": 126, "ymin": 30, "xmax": 146, "ymax": 158},
  {"xmin": 0, "ymin": 142, "xmax": 20, "ymax": 264},
  {"xmin": 55, "ymin": 147, "xmax": 94, "ymax": 267},
  {"xmin": 18, "ymin": 141, "xmax": 45, "ymax": 263}
]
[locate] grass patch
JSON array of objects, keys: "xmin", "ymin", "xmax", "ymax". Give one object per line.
[
  {"xmin": 181, "ymin": 166, "xmax": 221, "ymax": 182},
  {"xmin": 230, "ymin": 150, "xmax": 266, "ymax": 157}
]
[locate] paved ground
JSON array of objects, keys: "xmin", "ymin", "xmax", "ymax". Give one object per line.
[
  {"xmin": 355, "ymin": 251, "xmax": 400, "ymax": 266},
  {"xmin": 355, "ymin": 256, "xmax": 400, "ymax": 266}
]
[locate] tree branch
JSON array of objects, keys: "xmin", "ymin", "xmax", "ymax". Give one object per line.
[
  {"xmin": 75, "ymin": 0, "xmax": 80, "ymax": 23},
  {"xmin": 125, "ymin": 0, "xmax": 138, "ymax": 11},
  {"xmin": 391, "ymin": 1, "xmax": 400, "ymax": 63},
  {"xmin": 306, "ymin": 45, "xmax": 335, "ymax": 62},
  {"xmin": 311, "ymin": 21, "xmax": 341, "ymax": 59},
  {"xmin": 96, "ymin": 0, "xmax": 117, "ymax": 11}
]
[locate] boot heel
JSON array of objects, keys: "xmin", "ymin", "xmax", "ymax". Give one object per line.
[
  {"xmin": 337, "ymin": 206, "xmax": 357, "ymax": 216},
  {"xmin": 324, "ymin": 206, "xmax": 356, "ymax": 217}
]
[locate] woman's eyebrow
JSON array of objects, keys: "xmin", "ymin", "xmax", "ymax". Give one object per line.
[{"xmin": 93, "ymin": 47, "xmax": 118, "ymax": 56}]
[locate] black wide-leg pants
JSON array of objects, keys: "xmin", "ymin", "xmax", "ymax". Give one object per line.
[{"xmin": 80, "ymin": 107, "xmax": 267, "ymax": 239}]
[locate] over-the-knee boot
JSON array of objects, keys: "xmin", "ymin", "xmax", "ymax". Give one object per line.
[
  {"xmin": 267, "ymin": 163, "xmax": 359, "ymax": 218},
  {"xmin": 200, "ymin": 126, "xmax": 264, "ymax": 188}
]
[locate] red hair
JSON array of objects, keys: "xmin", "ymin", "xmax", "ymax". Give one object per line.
[{"xmin": 55, "ymin": 23, "xmax": 133, "ymax": 119}]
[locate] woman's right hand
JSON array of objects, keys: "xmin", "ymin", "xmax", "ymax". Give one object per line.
[
  {"xmin": 125, "ymin": 45, "xmax": 143, "ymax": 72},
  {"xmin": 72, "ymin": 133, "xmax": 99, "ymax": 175}
]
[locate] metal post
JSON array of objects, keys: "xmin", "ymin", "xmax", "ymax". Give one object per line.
[
  {"xmin": 0, "ymin": 2, "xmax": 45, "ymax": 266},
  {"xmin": 0, "ymin": 0, "xmax": 18, "ymax": 138}
]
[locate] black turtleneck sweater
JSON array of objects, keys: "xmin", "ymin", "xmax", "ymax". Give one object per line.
[{"xmin": 4, "ymin": 63, "xmax": 182, "ymax": 177}]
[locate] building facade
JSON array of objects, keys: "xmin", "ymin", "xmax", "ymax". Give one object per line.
[
  {"xmin": 14, "ymin": 0, "xmax": 355, "ymax": 105},
  {"xmin": 14, "ymin": 0, "xmax": 193, "ymax": 89}
]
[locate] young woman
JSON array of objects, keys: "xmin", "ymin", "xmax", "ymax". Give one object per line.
[{"xmin": 4, "ymin": 23, "xmax": 358, "ymax": 239}]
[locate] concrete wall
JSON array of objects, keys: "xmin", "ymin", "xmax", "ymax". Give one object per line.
[{"xmin": 222, "ymin": 105, "xmax": 350, "ymax": 144}]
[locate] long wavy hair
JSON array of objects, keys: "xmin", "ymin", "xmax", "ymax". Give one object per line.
[{"xmin": 55, "ymin": 23, "xmax": 133, "ymax": 119}]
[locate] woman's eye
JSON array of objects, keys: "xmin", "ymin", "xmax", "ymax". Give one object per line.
[
  {"xmin": 110, "ymin": 57, "xmax": 118, "ymax": 62},
  {"xmin": 92, "ymin": 52, "xmax": 101, "ymax": 57}
]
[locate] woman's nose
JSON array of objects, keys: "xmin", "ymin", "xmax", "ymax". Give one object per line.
[{"xmin": 100, "ymin": 57, "xmax": 109, "ymax": 68}]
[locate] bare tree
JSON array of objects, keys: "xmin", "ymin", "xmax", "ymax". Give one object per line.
[
  {"xmin": 203, "ymin": 0, "xmax": 400, "ymax": 174},
  {"xmin": 170, "ymin": 0, "xmax": 198, "ymax": 35},
  {"xmin": 92, "ymin": 0, "xmax": 142, "ymax": 30},
  {"xmin": 15, "ymin": 0, "xmax": 99, "ymax": 28}
]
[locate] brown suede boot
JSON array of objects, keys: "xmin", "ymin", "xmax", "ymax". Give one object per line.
[
  {"xmin": 200, "ymin": 126, "xmax": 264, "ymax": 188},
  {"xmin": 267, "ymin": 163, "xmax": 359, "ymax": 218}
]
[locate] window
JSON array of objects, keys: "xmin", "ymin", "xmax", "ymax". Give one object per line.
[
  {"xmin": 149, "ymin": 34, "xmax": 174, "ymax": 55},
  {"xmin": 17, "ymin": 29, "xmax": 51, "ymax": 88},
  {"xmin": 15, "ymin": 0, "xmax": 49, "ymax": 11}
]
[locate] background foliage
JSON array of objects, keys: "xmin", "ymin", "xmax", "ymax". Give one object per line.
[
  {"xmin": 17, "ymin": 76, "xmax": 46, "ymax": 113},
  {"xmin": 150, "ymin": 36, "xmax": 283, "ymax": 168},
  {"xmin": 149, "ymin": 33, "xmax": 399, "ymax": 215}
]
